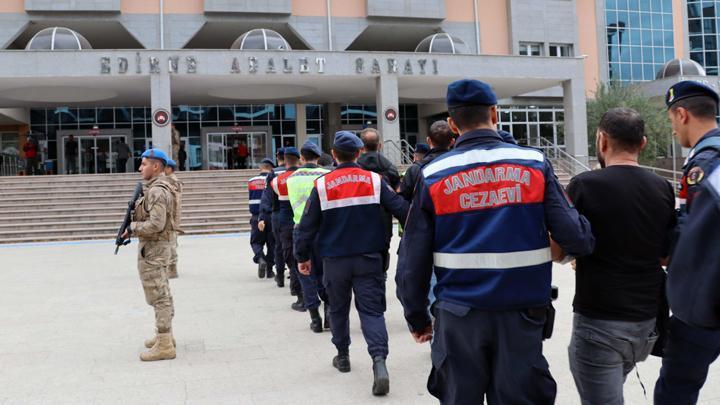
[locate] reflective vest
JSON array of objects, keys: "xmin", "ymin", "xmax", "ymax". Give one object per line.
[
  {"xmin": 270, "ymin": 168, "xmax": 297, "ymax": 226},
  {"xmin": 248, "ymin": 174, "xmax": 267, "ymax": 215},
  {"xmin": 287, "ymin": 166, "xmax": 330, "ymax": 224},
  {"xmin": 314, "ymin": 166, "xmax": 385, "ymax": 257},
  {"xmin": 422, "ymin": 145, "xmax": 552, "ymax": 310}
]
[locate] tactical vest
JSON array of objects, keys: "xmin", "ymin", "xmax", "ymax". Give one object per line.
[
  {"xmin": 134, "ymin": 176, "xmax": 178, "ymax": 241},
  {"xmin": 422, "ymin": 145, "xmax": 552, "ymax": 310},
  {"xmin": 248, "ymin": 174, "xmax": 267, "ymax": 215},
  {"xmin": 287, "ymin": 166, "xmax": 330, "ymax": 224},
  {"xmin": 314, "ymin": 167, "xmax": 385, "ymax": 257}
]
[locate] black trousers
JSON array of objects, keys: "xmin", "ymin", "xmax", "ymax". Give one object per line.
[
  {"xmin": 428, "ymin": 306, "xmax": 556, "ymax": 405},
  {"xmin": 278, "ymin": 224, "xmax": 301, "ymax": 296},
  {"xmin": 249, "ymin": 214, "xmax": 274, "ymax": 266}
]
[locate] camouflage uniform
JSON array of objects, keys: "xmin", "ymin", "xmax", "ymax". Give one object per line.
[
  {"xmin": 164, "ymin": 173, "xmax": 183, "ymax": 279},
  {"xmin": 130, "ymin": 174, "xmax": 177, "ymax": 335}
]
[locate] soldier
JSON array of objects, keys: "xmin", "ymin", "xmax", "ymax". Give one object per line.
[
  {"xmin": 294, "ymin": 131, "xmax": 409, "ymax": 396},
  {"xmin": 249, "ymin": 158, "xmax": 276, "ymax": 279},
  {"xmin": 121, "ymin": 148, "xmax": 178, "ymax": 361},
  {"xmin": 655, "ymin": 81, "xmax": 720, "ymax": 404},
  {"xmin": 259, "ymin": 148, "xmax": 287, "ymax": 288},
  {"xmin": 269, "ymin": 147, "xmax": 304, "ymax": 310},
  {"xmin": 287, "ymin": 141, "xmax": 331, "ymax": 332},
  {"xmin": 396, "ymin": 79, "xmax": 594, "ymax": 404},
  {"xmin": 163, "ymin": 159, "xmax": 182, "ymax": 279}
]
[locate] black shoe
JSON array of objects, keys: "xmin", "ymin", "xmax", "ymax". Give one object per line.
[
  {"xmin": 309, "ymin": 308, "xmax": 323, "ymax": 333},
  {"xmin": 266, "ymin": 267, "xmax": 275, "ymax": 279},
  {"xmin": 257, "ymin": 258, "xmax": 267, "ymax": 279},
  {"xmin": 275, "ymin": 272, "xmax": 285, "ymax": 288},
  {"xmin": 372, "ymin": 356, "xmax": 390, "ymax": 396},
  {"xmin": 291, "ymin": 296, "xmax": 306, "ymax": 312},
  {"xmin": 323, "ymin": 304, "xmax": 330, "ymax": 329},
  {"xmin": 333, "ymin": 355, "xmax": 351, "ymax": 373}
]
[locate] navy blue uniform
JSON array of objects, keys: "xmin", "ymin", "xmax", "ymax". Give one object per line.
[
  {"xmin": 655, "ymin": 129, "xmax": 720, "ymax": 405},
  {"xmin": 259, "ymin": 167, "xmax": 287, "ymax": 281},
  {"xmin": 268, "ymin": 166, "xmax": 301, "ymax": 296},
  {"xmin": 396, "ymin": 129, "xmax": 594, "ymax": 405},
  {"xmin": 294, "ymin": 163, "xmax": 408, "ymax": 359},
  {"xmin": 249, "ymin": 174, "xmax": 274, "ymax": 266}
]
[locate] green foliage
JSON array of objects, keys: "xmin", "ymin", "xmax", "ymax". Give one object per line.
[{"xmin": 586, "ymin": 82, "xmax": 673, "ymax": 165}]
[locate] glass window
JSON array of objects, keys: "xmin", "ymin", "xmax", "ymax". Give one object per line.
[{"xmin": 519, "ymin": 42, "xmax": 543, "ymax": 56}]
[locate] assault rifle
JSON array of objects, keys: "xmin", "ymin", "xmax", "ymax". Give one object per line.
[{"xmin": 114, "ymin": 181, "xmax": 144, "ymax": 255}]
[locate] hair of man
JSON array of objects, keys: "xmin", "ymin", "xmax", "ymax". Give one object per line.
[
  {"xmin": 447, "ymin": 105, "xmax": 493, "ymax": 131},
  {"xmin": 284, "ymin": 154, "xmax": 300, "ymax": 166},
  {"xmin": 670, "ymin": 96, "xmax": 718, "ymax": 121},
  {"xmin": 301, "ymin": 150, "xmax": 320, "ymax": 162},
  {"xmin": 333, "ymin": 148, "xmax": 359, "ymax": 163},
  {"xmin": 597, "ymin": 107, "xmax": 646, "ymax": 152},
  {"xmin": 360, "ymin": 128, "xmax": 381, "ymax": 151},
  {"xmin": 428, "ymin": 120, "xmax": 454, "ymax": 149}
]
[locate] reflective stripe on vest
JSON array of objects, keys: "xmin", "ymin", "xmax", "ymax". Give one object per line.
[
  {"xmin": 287, "ymin": 167, "xmax": 330, "ymax": 223},
  {"xmin": 434, "ymin": 247, "xmax": 552, "ymax": 270},
  {"xmin": 271, "ymin": 171, "xmax": 293, "ymax": 201},
  {"xmin": 423, "ymin": 147, "xmax": 544, "ymax": 178},
  {"xmin": 248, "ymin": 176, "xmax": 267, "ymax": 192},
  {"xmin": 316, "ymin": 168, "xmax": 381, "ymax": 211}
]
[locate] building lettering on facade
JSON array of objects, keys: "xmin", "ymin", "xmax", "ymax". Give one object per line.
[{"xmin": 100, "ymin": 53, "xmax": 439, "ymax": 76}]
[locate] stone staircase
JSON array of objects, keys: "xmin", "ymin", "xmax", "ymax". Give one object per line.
[
  {"xmin": 0, "ymin": 162, "xmax": 575, "ymax": 244},
  {"xmin": 0, "ymin": 170, "xmax": 255, "ymax": 244}
]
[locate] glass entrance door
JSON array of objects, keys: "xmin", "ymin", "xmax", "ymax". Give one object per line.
[
  {"xmin": 62, "ymin": 134, "xmax": 129, "ymax": 174},
  {"xmin": 206, "ymin": 132, "xmax": 268, "ymax": 170}
]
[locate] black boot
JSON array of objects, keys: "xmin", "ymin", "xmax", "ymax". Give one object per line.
[
  {"xmin": 309, "ymin": 308, "xmax": 323, "ymax": 333},
  {"xmin": 333, "ymin": 350, "xmax": 351, "ymax": 373},
  {"xmin": 291, "ymin": 295, "xmax": 306, "ymax": 312},
  {"xmin": 372, "ymin": 356, "xmax": 390, "ymax": 396},
  {"xmin": 266, "ymin": 266, "xmax": 275, "ymax": 279},
  {"xmin": 257, "ymin": 258, "xmax": 267, "ymax": 279},
  {"xmin": 275, "ymin": 271, "xmax": 285, "ymax": 288},
  {"xmin": 323, "ymin": 303, "xmax": 330, "ymax": 329}
]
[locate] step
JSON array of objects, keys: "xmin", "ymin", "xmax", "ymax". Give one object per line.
[
  {"xmin": 0, "ymin": 179, "xmax": 250, "ymax": 192},
  {"xmin": 0, "ymin": 190, "xmax": 248, "ymax": 204},
  {"xmin": 0, "ymin": 197, "xmax": 249, "ymax": 210},
  {"xmin": 0, "ymin": 210, "xmax": 251, "ymax": 224},
  {"xmin": 0, "ymin": 220, "xmax": 250, "ymax": 238},
  {"xmin": 0, "ymin": 170, "xmax": 258, "ymax": 184},
  {"xmin": 0, "ymin": 185, "xmax": 249, "ymax": 198},
  {"xmin": 0, "ymin": 202, "xmax": 253, "ymax": 216},
  {"xmin": 0, "ymin": 227, "xmax": 248, "ymax": 244}
]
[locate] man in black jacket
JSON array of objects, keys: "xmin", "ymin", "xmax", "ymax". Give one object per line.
[
  {"xmin": 357, "ymin": 128, "xmax": 401, "ymax": 271},
  {"xmin": 398, "ymin": 121, "xmax": 454, "ymax": 201}
]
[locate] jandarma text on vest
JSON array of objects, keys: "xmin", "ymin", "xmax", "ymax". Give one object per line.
[{"xmin": 325, "ymin": 174, "xmax": 372, "ymax": 190}]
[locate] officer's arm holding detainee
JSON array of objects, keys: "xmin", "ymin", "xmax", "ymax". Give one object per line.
[
  {"xmin": 395, "ymin": 178, "xmax": 435, "ymax": 335},
  {"xmin": 543, "ymin": 161, "xmax": 595, "ymax": 259},
  {"xmin": 130, "ymin": 187, "xmax": 169, "ymax": 238}
]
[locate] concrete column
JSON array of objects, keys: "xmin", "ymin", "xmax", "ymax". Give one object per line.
[
  {"xmin": 325, "ymin": 103, "xmax": 342, "ymax": 152},
  {"xmin": 375, "ymin": 74, "xmax": 401, "ymax": 164},
  {"xmin": 295, "ymin": 104, "xmax": 308, "ymax": 147},
  {"xmin": 562, "ymin": 78, "xmax": 589, "ymax": 166},
  {"xmin": 150, "ymin": 73, "xmax": 172, "ymax": 155}
]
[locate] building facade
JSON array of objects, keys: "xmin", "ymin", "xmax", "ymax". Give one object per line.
[{"xmin": 0, "ymin": 0, "xmax": 688, "ymax": 175}]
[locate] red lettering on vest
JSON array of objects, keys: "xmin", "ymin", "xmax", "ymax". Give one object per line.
[
  {"xmin": 429, "ymin": 163, "xmax": 545, "ymax": 215},
  {"xmin": 319, "ymin": 168, "xmax": 377, "ymax": 202},
  {"xmin": 249, "ymin": 178, "xmax": 266, "ymax": 192}
]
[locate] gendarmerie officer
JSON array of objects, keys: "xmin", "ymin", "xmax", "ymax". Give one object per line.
[
  {"xmin": 294, "ymin": 131, "xmax": 408, "ymax": 396},
  {"xmin": 396, "ymin": 79, "xmax": 595, "ymax": 404},
  {"xmin": 259, "ymin": 148, "xmax": 287, "ymax": 287},
  {"xmin": 654, "ymin": 81, "xmax": 720, "ymax": 404},
  {"xmin": 249, "ymin": 158, "xmax": 276, "ymax": 279},
  {"xmin": 269, "ymin": 147, "xmax": 304, "ymax": 310},
  {"xmin": 287, "ymin": 141, "xmax": 331, "ymax": 332}
]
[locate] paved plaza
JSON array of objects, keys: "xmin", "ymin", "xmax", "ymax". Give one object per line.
[{"xmin": 1, "ymin": 233, "xmax": 719, "ymax": 405}]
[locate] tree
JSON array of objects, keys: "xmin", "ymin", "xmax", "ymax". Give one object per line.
[{"xmin": 586, "ymin": 82, "xmax": 673, "ymax": 165}]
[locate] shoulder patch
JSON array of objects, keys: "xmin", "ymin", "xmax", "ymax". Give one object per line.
[{"xmin": 687, "ymin": 166, "xmax": 705, "ymax": 186}]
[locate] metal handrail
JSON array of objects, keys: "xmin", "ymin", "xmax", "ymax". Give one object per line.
[
  {"xmin": 383, "ymin": 139, "xmax": 415, "ymax": 165},
  {"xmin": 639, "ymin": 164, "xmax": 681, "ymax": 188},
  {"xmin": 0, "ymin": 153, "xmax": 20, "ymax": 176},
  {"xmin": 529, "ymin": 138, "xmax": 591, "ymax": 177}
]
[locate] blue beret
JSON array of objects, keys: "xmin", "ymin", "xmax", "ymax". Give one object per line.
[
  {"xmin": 415, "ymin": 143, "xmax": 429, "ymax": 154},
  {"xmin": 260, "ymin": 158, "xmax": 275, "ymax": 167},
  {"xmin": 333, "ymin": 131, "xmax": 363, "ymax": 153},
  {"xmin": 166, "ymin": 158, "xmax": 177, "ymax": 169},
  {"xmin": 497, "ymin": 130, "xmax": 518, "ymax": 145},
  {"xmin": 276, "ymin": 147, "xmax": 285, "ymax": 156},
  {"xmin": 140, "ymin": 148, "xmax": 168, "ymax": 165},
  {"xmin": 284, "ymin": 147, "xmax": 300, "ymax": 158},
  {"xmin": 447, "ymin": 79, "xmax": 497, "ymax": 108},
  {"xmin": 301, "ymin": 140, "xmax": 322, "ymax": 157},
  {"xmin": 666, "ymin": 80, "xmax": 720, "ymax": 108}
]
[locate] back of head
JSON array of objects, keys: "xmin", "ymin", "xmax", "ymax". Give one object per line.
[
  {"xmin": 428, "ymin": 120, "xmax": 454, "ymax": 149},
  {"xmin": 598, "ymin": 107, "xmax": 645, "ymax": 152},
  {"xmin": 360, "ymin": 128, "xmax": 380, "ymax": 152}
]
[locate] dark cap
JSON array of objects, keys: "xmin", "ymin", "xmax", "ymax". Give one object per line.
[
  {"xmin": 259, "ymin": 158, "xmax": 275, "ymax": 167},
  {"xmin": 276, "ymin": 147, "xmax": 285, "ymax": 157},
  {"xmin": 414, "ymin": 143, "xmax": 429, "ymax": 154},
  {"xmin": 333, "ymin": 131, "xmax": 363, "ymax": 153},
  {"xmin": 300, "ymin": 140, "xmax": 322, "ymax": 157},
  {"xmin": 284, "ymin": 147, "xmax": 300, "ymax": 158},
  {"xmin": 446, "ymin": 79, "xmax": 497, "ymax": 109},
  {"xmin": 166, "ymin": 158, "xmax": 177, "ymax": 169},
  {"xmin": 666, "ymin": 80, "xmax": 720, "ymax": 108}
]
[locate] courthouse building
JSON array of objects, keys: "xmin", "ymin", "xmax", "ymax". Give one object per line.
[{"xmin": 0, "ymin": 0, "xmax": 694, "ymax": 174}]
